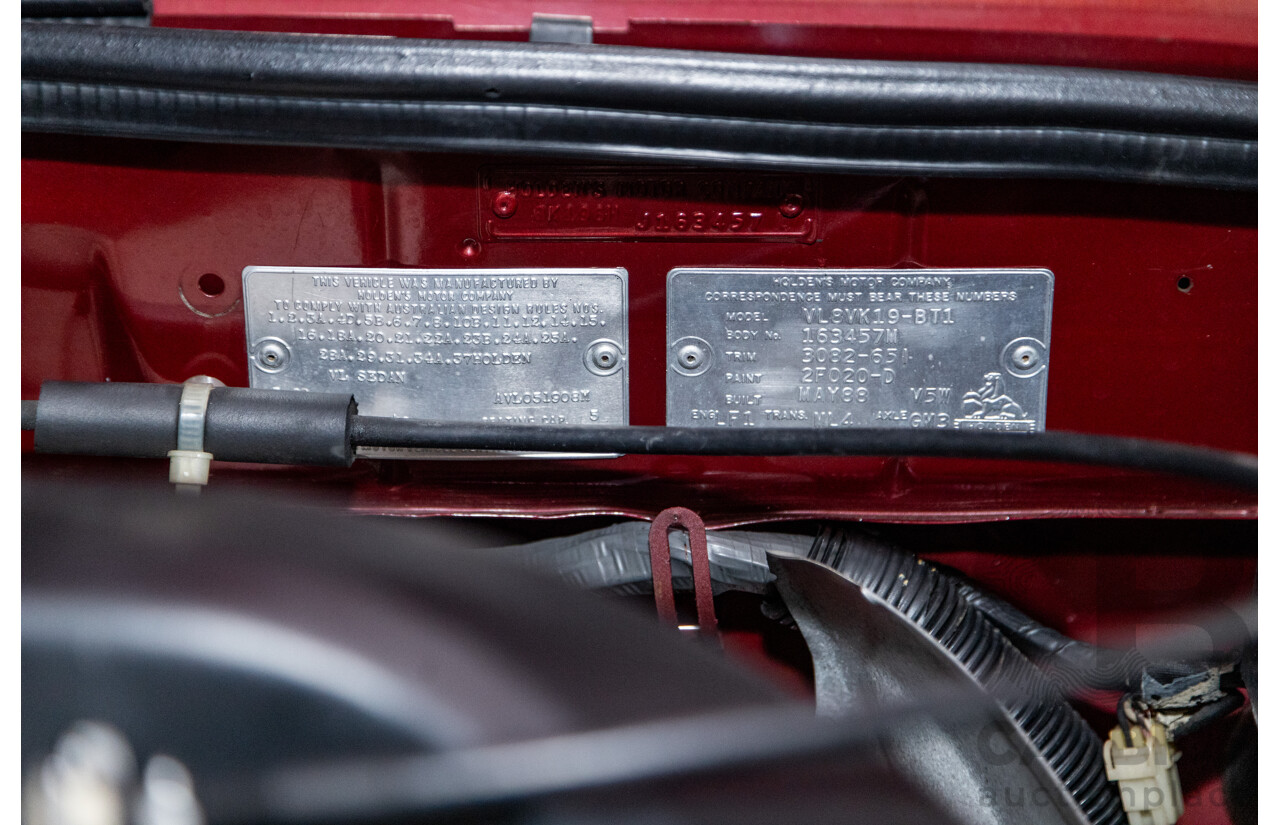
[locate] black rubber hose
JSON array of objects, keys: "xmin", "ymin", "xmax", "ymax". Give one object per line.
[
  {"xmin": 954, "ymin": 579, "xmax": 1151, "ymax": 692},
  {"xmin": 24, "ymin": 388, "xmax": 1258, "ymax": 488},
  {"xmin": 952, "ymin": 571, "xmax": 1253, "ymax": 694},
  {"xmin": 808, "ymin": 528, "xmax": 1126, "ymax": 825},
  {"xmin": 350, "ymin": 417, "xmax": 1258, "ymax": 489}
]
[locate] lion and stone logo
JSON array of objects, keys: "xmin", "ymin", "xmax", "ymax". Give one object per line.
[{"xmin": 957, "ymin": 372, "xmax": 1036, "ymax": 432}]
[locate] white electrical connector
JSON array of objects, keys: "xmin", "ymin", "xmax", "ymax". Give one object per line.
[
  {"xmin": 167, "ymin": 376, "xmax": 223, "ymax": 491},
  {"xmin": 1103, "ymin": 720, "xmax": 1184, "ymax": 825}
]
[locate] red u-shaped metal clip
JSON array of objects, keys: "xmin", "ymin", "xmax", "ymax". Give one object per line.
[{"xmin": 648, "ymin": 507, "xmax": 718, "ymax": 639}]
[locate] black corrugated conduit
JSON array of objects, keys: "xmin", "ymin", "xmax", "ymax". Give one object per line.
[
  {"xmin": 498, "ymin": 523, "xmax": 1132, "ymax": 822},
  {"xmin": 805, "ymin": 528, "xmax": 1126, "ymax": 825},
  {"xmin": 496, "ymin": 522, "xmax": 1244, "ymax": 695}
]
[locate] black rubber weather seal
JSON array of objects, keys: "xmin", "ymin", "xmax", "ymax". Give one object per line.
[
  {"xmin": 22, "ymin": 0, "xmax": 147, "ymax": 19},
  {"xmin": 21, "ymin": 23, "xmax": 1257, "ymax": 189}
]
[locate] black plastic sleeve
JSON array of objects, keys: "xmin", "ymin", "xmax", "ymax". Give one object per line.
[
  {"xmin": 35, "ymin": 381, "xmax": 182, "ymax": 458},
  {"xmin": 34, "ymin": 381, "xmax": 357, "ymax": 466},
  {"xmin": 204, "ymin": 388, "xmax": 356, "ymax": 466}
]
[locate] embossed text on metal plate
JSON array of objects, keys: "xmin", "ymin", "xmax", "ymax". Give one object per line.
[
  {"xmin": 480, "ymin": 168, "xmax": 817, "ymax": 242},
  {"xmin": 244, "ymin": 267, "xmax": 628, "ymax": 456},
  {"xmin": 666, "ymin": 268, "xmax": 1052, "ymax": 431}
]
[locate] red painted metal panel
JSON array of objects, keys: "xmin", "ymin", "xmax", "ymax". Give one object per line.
[
  {"xmin": 21, "ymin": 135, "xmax": 1256, "ymax": 522},
  {"xmin": 150, "ymin": 0, "xmax": 1257, "ymax": 79}
]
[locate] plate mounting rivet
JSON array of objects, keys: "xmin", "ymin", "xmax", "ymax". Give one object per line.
[
  {"xmin": 671, "ymin": 336, "xmax": 712, "ymax": 376},
  {"xmin": 1011, "ymin": 345, "xmax": 1040, "ymax": 371},
  {"xmin": 253, "ymin": 339, "xmax": 291, "ymax": 373},
  {"xmin": 492, "ymin": 191, "xmax": 517, "ymax": 218},
  {"xmin": 585, "ymin": 339, "xmax": 623, "ymax": 376},
  {"xmin": 677, "ymin": 342, "xmax": 707, "ymax": 371},
  {"xmin": 1000, "ymin": 337, "xmax": 1047, "ymax": 377}
]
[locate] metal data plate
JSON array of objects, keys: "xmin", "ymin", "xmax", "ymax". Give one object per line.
[
  {"xmin": 243, "ymin": 267, "xmax": 628, "ymax": 458},
  {"xmin": 666, "ymin": 268, "xmax": 1052, "ymax": 431}
]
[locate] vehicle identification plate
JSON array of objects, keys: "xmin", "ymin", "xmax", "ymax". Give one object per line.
[
  {"xmin": 666, "ymin": 268, "xmax": 1052, "ymax": 431},
  {"xmin": 243, "ymin": 266, "xmax": 628, "ymax": 457}
]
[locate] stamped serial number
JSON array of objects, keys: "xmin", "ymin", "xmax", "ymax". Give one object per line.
[{"xmin": 481, "ymin": 168, "xmax": 817, "ymax": 242}]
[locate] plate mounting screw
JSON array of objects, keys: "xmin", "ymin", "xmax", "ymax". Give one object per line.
[
  {"xmin": 779, "ymin": 193, "xmax": 804, "ymax": 218},
  {"xmin": 492, "ymin": 191, "xmax": 517, "ymax": 218}
]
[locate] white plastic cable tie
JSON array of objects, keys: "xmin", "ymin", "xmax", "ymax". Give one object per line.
[{"xmin": 168, "ymin": 376, "xmax": 222, "ymax": 488}]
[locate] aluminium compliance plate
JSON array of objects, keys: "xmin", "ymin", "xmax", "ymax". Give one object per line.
[
  {"xmin": 243, "ymin": 266, "xmax": 627, "ymax": 458},
  {"xmin": 666, "ymin": 268, "xmax": 1052, "ymax": 431}
]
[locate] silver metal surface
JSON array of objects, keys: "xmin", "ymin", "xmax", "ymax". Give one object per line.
[
  {"xmin": 243, "ymin": 267, "xmax": 628, "ymax": 458},
  {"xmin": 666, "ymin": 268, "xmax": 1052, "ymax": 431}
]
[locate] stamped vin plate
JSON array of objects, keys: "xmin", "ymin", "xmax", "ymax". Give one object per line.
[
  {"xmin": 244, "ymin": 267, "xmax": 628, "ymax": 455},
  {"xmin": 667, "ymin": 268, "xmax": 1052, "ymax": 431},
  {"xmin": 480, "ymin": 168, "xmax": 817, "ymax": 242}
]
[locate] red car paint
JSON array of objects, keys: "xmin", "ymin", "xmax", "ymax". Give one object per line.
[{"xmin": 22, "ymin": 141, "xmax": 1256, "ymax": 523}]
